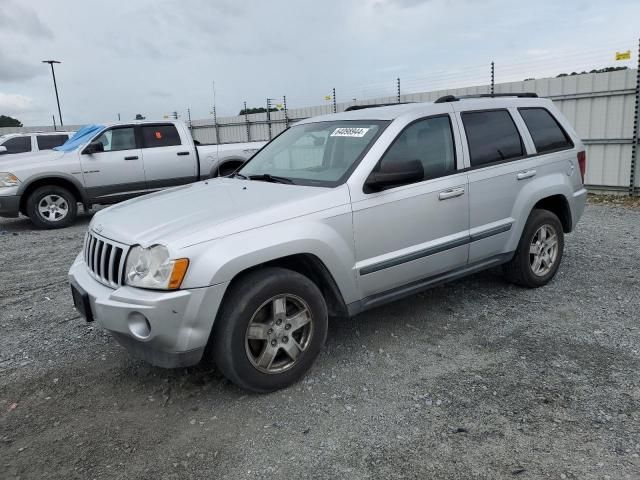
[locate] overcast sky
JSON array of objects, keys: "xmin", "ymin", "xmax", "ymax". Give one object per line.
[{"xmin": 1, "ymin": 0, "xmax": 638, "ymax": 126}]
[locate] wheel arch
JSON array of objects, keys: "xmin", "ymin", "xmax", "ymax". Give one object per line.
[
  {"xmin": 18, "ymin": 174, "xmax": 89, "ymax": 213},
  {"xmin": 223, "ymin": 253, "xmax": 349, "ymax": 318},
  {"xmin": 209, "ymin": 157, "xmax": 247, "ymax": 178}
]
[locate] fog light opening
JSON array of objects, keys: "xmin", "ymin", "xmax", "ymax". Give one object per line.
[{"xmin": 128, "ymin": 312, "xmax": 151, "ymax": 339}]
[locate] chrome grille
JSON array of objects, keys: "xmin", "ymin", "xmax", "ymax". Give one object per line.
[{"xmin": 84, "ymin": 231, "xmax": 129, "ymax": 288}]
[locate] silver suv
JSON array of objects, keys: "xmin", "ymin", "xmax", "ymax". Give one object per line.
[{"xmin": 69, "ymin": 94, "xmax": 587, "ymax": 392}]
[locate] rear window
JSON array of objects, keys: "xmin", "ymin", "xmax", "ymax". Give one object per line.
[
  {"xmin": 2, "ymin": 136, "xmax": 31, "ymax": 154},
  {"xmin": 461, "ymin": 110, "xmax": 524, "ymax": 167},
  {"xmin": 519, "ymin": 108, "xmax": 573, "ymax": 153},
  {"xmin": 141, "ymin": 125, "xmax": 181, "ymax": 148},
  {"xmin": 37, "ymin": 134, "xmax": 69, "ymax": 150}
]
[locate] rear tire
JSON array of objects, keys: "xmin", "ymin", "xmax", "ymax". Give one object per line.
[
  {"xmin": 26, "ymin": 185, "xmax": 78, "ymax": 229},
  {"xmin": 503, "ymin": 209, "xmax": 564, "ymax": 288},
  {"xmin": 210, "ymin": 267, "xmax": 328, "ymax": 393}
]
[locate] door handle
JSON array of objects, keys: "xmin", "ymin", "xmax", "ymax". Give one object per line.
[
  {"xmin": 177, "ymin": 151, "xmax": 190, "ymax": 156},
  {"xmin": 438, "ymin": 187, "xmax": 465, "ymax": 200},
  {"xmin": 124, "ymin": 155, "xmax": 139, "ymax": 160},
  {"xmin": 516, "ymin": 169, "xmax": 536, "ymax": 180}
]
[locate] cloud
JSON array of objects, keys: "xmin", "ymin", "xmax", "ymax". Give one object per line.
[
  {"xmin": 0, "ymin": 50, "xmax": 44, "ymax": 82},
  {"xmin": 0, "ymin": 93, "xmax": 41, "ymax": 114},
  {"xmin": 0, "ymin": 0, "xmax": 53, "ymax": 38}
]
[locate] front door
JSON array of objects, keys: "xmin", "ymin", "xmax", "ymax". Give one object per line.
[
  {"xmin": 351, "ymin": 114, "xmax": 469, "ymax": 299},
  {"xmin": 80, "ymin": 126, "xmax": 146, "ymax": 202}
]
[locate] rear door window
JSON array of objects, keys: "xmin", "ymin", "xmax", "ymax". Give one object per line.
[
  {"xmin": 37, "ymin": 134, "xmax": 69, "ymax": 150},
  {"xmin": 141, "ymin": 125, "xmax": 181, "ymax": 148},
  {"xmin": 461, "ymin": 110, "xmax": 524, "ymax": 167},
  {"xmin": 519, "ymin": 108, "xmax": 573, "ymax": 153},
  {"xmin": 2, "ymin": 136, "xmax": 31, "ymax": 154}
]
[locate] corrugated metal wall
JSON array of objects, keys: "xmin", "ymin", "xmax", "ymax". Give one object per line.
[
  {"xmin": 190, "ymin": 69, "xmax": 639, "ymax": 193},
  {"xmin": 3, "ymin": 69, "xmax": 637, "ymax": 193}
]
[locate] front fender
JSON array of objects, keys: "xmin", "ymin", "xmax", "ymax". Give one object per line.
[{"xmin": 180, "ymin": 212, "xmax": 359, "ymax": 304}]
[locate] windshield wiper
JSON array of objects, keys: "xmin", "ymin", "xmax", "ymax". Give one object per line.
[
  {"xmin": 248, "ymin": 174, "xmax": 295, "ymax": 184},
  {"xmin": 233, "ymin": 172, "xmax": 249, "ymax": 180}
]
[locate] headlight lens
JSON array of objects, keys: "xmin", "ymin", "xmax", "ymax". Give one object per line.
[
  {"xmin": 125, "ymin": 245, "xmax": 189, "ymax": 290},
  {"xmin": 0, "ymin": 172, "xmax": 20, "ymax": 187}
]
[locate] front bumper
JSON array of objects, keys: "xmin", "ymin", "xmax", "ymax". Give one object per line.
[
  {"xmin": 68, "ymin": 254, "xmax": 229, "ymax": 368},
  {"xmin": 0, "ymin": 195, "xmax": 20, "ymax": 218}
]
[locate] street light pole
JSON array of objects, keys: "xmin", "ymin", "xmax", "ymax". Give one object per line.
[{"xmin": 42, "ymin": 60, "xmax": 63, "ymax": 127}]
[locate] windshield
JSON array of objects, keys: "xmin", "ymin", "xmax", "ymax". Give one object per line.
[
  {"xmin": 239, "ymin": 120, "xmax": 389, "ymax": 186},
  {"xmin": 54, "ymin": 124, "xmax": 104, "ymax": 152}
]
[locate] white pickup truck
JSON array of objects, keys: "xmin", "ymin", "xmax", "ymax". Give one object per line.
[{"xmin": 0, "ymin": 120, "xmax": 265, "ymax": 228}]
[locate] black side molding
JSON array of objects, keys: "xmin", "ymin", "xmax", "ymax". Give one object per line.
[{"xmin": 177, "ymin": 151, "xmax": 190, "ymax": 156}]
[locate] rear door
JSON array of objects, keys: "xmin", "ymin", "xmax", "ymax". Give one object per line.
[
  {"xmin": 80, "ymin": 126, "xmax": 146, "ymax": 201},
  {"xmin": 139, "ymin": 123, "xmax": 197, "ymax": 189},
  {"xmin": 457, "ymin": 107, "xmax": 536, "ymax": 263}
]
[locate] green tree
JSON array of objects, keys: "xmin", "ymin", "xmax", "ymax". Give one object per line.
[
  {"xmin": 238, "ymin": 107, "xmax": 280, "ymax": 115},
  {"xmin": 0, "ymin": 115, "xmax": 23, "ymax": 127}
]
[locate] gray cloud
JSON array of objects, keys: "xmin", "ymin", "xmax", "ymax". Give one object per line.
[
  {"xmin": 0, "ymin": 0, "xmax": 53, "ymax": 38},
  {"xmin": 0, "ymin": 50, "xmax": 44, "ymax": 82}
]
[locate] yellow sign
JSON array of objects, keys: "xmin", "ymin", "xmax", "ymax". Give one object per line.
[
  {"xmin": 324, "ymin": 95, "xmax": 332, "ymax": 101},
  {"xmin": 276, "ymin": 104, "xmax": 283, "ymax": 109},
  {"xmin": 615, "ymin": 50, "xmax": 631, "ymax": 61}
]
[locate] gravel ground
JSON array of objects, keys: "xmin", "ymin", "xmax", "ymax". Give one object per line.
[{"xmin": 1, "ymin": 204, "xmax": 639, "ymax": 479}]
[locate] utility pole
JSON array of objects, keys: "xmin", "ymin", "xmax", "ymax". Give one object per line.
[
  {"xmin": 332, "ymin": 87, "xmax": 337, "ymax": 113},
  {"xmin": 52, "ymin": 115, "xmax": 57, "ymax": 132},
  {"xmin": 283, "ymin": 95, "xmax": 289, "ymax": 129},
  {"xmin": 397, "ymin": 77, "xmax": 401, "ymax": 103},
  {"xmin": 42, "ymin": 60, "xmax": 63, "ymax": 127},
  {"xmin": 266, "ymin": 98, "xmax": 273, "ymax": 140},
  {"xmin": 244, "ymin": 101, "xmax": 251, "ymax": 141},
  {"xmin": 490, "ymin": 61, "xmax": 495, "ymax": 95},
  {"xmin": 629, "ymin": 37, "xmax": 640, "ymax": 196}
]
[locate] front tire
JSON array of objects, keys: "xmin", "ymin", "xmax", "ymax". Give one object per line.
[
  {"xmin": 26, "ymin": 185, "xmax": 78, "ymax": 229},
  {"xmin": 210, "ymin": 267, "xmax": 328, "ymax": 393},
  {"xmin": 503, "ymin": 209, "xmax": 564, "ymax": 288}
]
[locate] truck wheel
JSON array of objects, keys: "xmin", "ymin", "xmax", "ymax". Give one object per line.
[
  {"xmin": 210, "ymin": 267, "xmax": 328, "ymax": 393},
  {"xmin": 503, "ymin": 209, "xmax": 564, "ymax": 288},
  {"xmin": 26, "ymin": 185, "xmax": 78, "ymax": 229}
]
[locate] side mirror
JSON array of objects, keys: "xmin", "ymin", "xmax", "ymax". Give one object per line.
[
  {"xmin": 84, "ymin": 141, "xmax": 104, "ymax": 154},
  {"xmin": 0, "ymin": 146, "xmax": 7, "ymax": 155},
  {"xmin": 364, "ymin": 159, "xmax": 424, "ymax": 192}
]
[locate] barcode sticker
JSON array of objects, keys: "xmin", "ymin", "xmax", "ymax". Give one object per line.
[{"xmin": 330, "ymin": 127, "xmax": 370, "ymax": 138}]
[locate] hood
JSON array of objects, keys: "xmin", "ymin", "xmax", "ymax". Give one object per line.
[
  {"xmin": 91, "ymin": 178, "xmax": 350, "ymax": 248},
  {"xmin": 0, "ymin": 149, "xmax": 68, "ymax": 174}
]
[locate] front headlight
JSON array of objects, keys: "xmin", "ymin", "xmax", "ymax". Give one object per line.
[
  {"xmin": 0, "ymin": 172, "xmax": 20, "ymax": 187},
  {"xmin": 125, "ymin": 245, "xmax": 189, "ymax": 290}
]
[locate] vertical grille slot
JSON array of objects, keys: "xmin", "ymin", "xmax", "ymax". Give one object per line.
[{"xmin": 83, "ymin": 231, "xmax": 129, "ymax": 288}]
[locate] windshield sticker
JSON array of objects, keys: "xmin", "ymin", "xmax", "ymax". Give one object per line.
[{"xmin": 330, "ymin": 127, "xmax": 370, "ymax": 138}]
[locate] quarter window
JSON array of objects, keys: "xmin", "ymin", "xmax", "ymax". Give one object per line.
[
  {"xmin": 2, "ymin": 136, "xmax": 31, "ymax": 154},
  {"xmin": 141, "ymin": 125, "xmax": 181, "ymax": 147},
  {"xmin": 519, "ymin": 108, "xmax": 573, "ymax": 153},
  {"xmin": 378, "ymin": 115, "xmax": 456, "ymax": 182},
  {"xmin": 94, "ymin": 127, "xmax": 137, "ymax": 152},
  {"xmin": 37, "ymin": 134, "xmax": 69, "ymax": 150},
  {"xmin": 461, "ymin": 110, "xmax": 524, "ymax": 167}
]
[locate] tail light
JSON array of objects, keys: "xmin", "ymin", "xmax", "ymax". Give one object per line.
[{"xmin": 577, "ymin": 150, "xmax": 586, "ymax": 184}]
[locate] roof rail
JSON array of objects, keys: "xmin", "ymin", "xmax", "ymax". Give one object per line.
[
  {"xmin": 434, "ymin": 92, "xmax": 538, "ymax": 103},
  {"xmin": 344, "ymin": 102, "xmax": 413, "ymax": 112}
]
